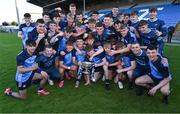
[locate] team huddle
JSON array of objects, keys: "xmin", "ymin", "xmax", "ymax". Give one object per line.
[{"xmin": 4, "ymin": 3, "xmax": 172, "ymax": 104}]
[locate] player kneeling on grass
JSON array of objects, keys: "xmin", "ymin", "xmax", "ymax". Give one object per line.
[
  {"xmin": 59, "ymin": 40, "xmax": 78, "ymax": 86},
  {"xmin": 85, "ymin": 45, "xmax": 110, "ymax": 90},
  {"xmin": 4, "ymin": 39, "xmax": 49, "ymax": 99},
  {"xmin": 135, "ymin": 45, "xmax": 172, "ymax": 104},
  {"xmin": 35, "ymin": 45, "xmax": 63, "ymax": 87},
  {"xmin": 116, "ymin": 42, "xmax": 136, "ymax": 89}
]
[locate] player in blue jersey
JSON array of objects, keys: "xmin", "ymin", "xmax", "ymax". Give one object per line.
[
  {"xmin": 18, "ymin": 13, "xmax": 35, "ymax": 48},
  {"xmin": 85, "ymin": 18, "xmax": 96, "ymax": 33},
  {"xmin": 129, "ymin": 11, "xmax": 140, "ymax": 40},
  {"xmin": 59, "ymin": 40, "xmax": 77, "ymax": 86},
  {"xmin": 135, "ymin": 45, "xmax": 171, "ymax": 104},
  {"xmin": 92, "ymin": 22, "xmax": 110, "ymax": 43},
  {"xmin": 116, "ymin": 42, "xmax": 136, "ymax": 89},
  {"xmin": 108, "ymin": 24, "xmax": 137, "ymax": 56},
  {"xmin": 58, "ymin": 27, "xmax": 73, "ymax": 55},
  {"xmin": 74, "ymin": 38, "xmax": 89, "ymax": 88},
  {"xmin": 85, "ymin": 45, "xmax": 110, "ymax": 90},
  {"xmin": 138, "ymin": 20, "xmax": 159, "ymax": 47},
  {"xmin": 4, "ymin": 39, "xmax": 49, "ymax": 99},
  {"xmin": 28, "ymin": 19, "xmax": 48, "ymax": 54},
  {"xmin": 103, "ymin": 15, "xmax": 115, "ymax": 35},
  {"xmin": 36, "ymin": 45, "xmax": 63, "ymax": 87},
  {"xmin": 130, "ymin": 42, "xmax": 151, "ymax": 94},
  {"xmin": 148, "ymin": 7, "xmax": 167, "ymax": 55},
  {"xmin": 47, "ymin": 21, "xmax": 64, "ymax": 51},
  {"xmin": 103, "ymin": 42, "xmax": 119, "ymax": 83}
]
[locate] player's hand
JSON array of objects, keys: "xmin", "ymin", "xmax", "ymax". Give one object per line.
[
  {"xmin": 130, "ymin": 26, "xmax": 135, "ymax": 32},
  {"xmin": 57, "ymin": 31, "xmax": 64, "ymax": 36},
  {"xmin": 156, "ymin": 30, "xmax": 162, "ymax": 36},
  {"xmin": 70, "ymin": 65, "xmax": 77, "ymax": 71},
  {"xmin": 60, "ymin": 51, "xmax": 66, "ymax": 56},
  {"xmin": 117, "ymin": 69, "xmax": 123, "ymax": 73},
  {"xmin": 108, "ymin": 50, "xmax": 116, "ymax": 56},
  {"xmin": 89, "ymin": 55, "xmax": 94, "ymax": 61},
  {"xmin": 38, "ymin": 33, "xmax": 45, "ymax": 40},
  {"xmin": 104, "ymin": 61, "xmax": 109, "ymax": 66},
  {"xmin": 31, "ymin": 64, "xmax": 38, "ymax": 70},
  {"xmin": 148, "ymin": 87, "xmax": 157, "ymax": 96},
  {"xmin": 78, "ymin": 62, "xmax": 82, "ymax": 66},
  {"xmin": 161, "ymin": 58, "xmax": 168, "ymax": 65},
  {"xmin": 41, "ymin": 71, "xmax": 48, "ymax": 79}
]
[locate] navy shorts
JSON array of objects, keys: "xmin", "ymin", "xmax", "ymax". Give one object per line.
[
  {"xmin": 149, "ymin": 74, "xmax": 162, "ymax": 85},
  {"xmin": 16, "ymin": 73, "xmax": 34, "ymax": 90}
]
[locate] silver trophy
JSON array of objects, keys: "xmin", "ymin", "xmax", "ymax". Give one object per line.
[{"xmin": 81, "ymin": 61, "xmax": 94, "ymax": 74}]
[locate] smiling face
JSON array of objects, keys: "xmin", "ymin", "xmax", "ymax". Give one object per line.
[
  {"xmin": 26, "ymin": 45, "xmax": 36, "ymax": 55},
  {"xmin": 45, "ymin": 47, "xmax": 54, "ymax": 57},
  {"xmin": 49, "ymin": 23, "xmax": 57, "ymax": 32},
  {"xmin": 76, "ymin": 39, "xmax": 84, "ymax": 49},
  {"xmin": 149, "ymin": 11, "xmax": 157, "ymax": 19},
  {"xmin": 147, "ymin": 49, "xmax": 158, "ymax": 61},
  {"xmin": 96, "ymin": 26, "xmax": 104, "ymax": 35},
  {"xmin": 131, "ymin": 43, "xmax": 141, "ymax": 55},
  {"xmin": 120, "ymin": 27, "xmax": 128, "ymax": 37},
  {"xmin": 139, "ymin": 24, "xmax": 148, "ymax": 33},
  {"xmin": 66, "ymin": 45, "xmax": 74, "ymax": 52},
  {"xmin": 103, "ymin": 43, "xmax": 111, "ymax": 53},
  {"xmin": 36, "ymin": 23, "xmax": 45, "ymax": 33}
]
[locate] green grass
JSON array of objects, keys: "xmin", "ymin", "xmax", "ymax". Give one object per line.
[{"xmin": 0, "ymin": 33, "xmax": 180, "ymax": 113}]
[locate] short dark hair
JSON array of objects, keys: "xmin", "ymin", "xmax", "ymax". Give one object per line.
[
  {"xmin": 92, "ymin": 11, "xmax": 99, "ymax": 15},
  {"xmin": 149, "ymin": 7, "xmax": 157, "ymax": 12},
  {"xmin": 45, "ymin": 45, "xmax": 53, "ymax": 49},
  {"xmin": 147, "ymin": 45, "xmax": 157, "ymax": 50},
  {"xmin": 88, "ymin": 18, "xmax": 96, "ymax": 24},
  {"xmin": 124, "ymin": 13, "xmax": 130, "ymax": 17},
  {"xmin": 24, "ymin": 13, "xmax": 31, "ymax": 18},
  {"xmin": 69, "ymin": 3, "xmax": 76, "ymax": 7},
  {"xmin": 96, "ymin": 22, "xmax": 103, "ymax": 27},
  {"xmin": 42, "ymin": 12, "xmax": 49, "ymax": 16},
  {"xmin": 131, "ymin": 41, "xmax": 140, "ymax": 45},
  {"xmin": 26, "ymin": 39, "xmax": 36, "ymax": 46},
  {"xmin": 36, "ymin": 18, "xmax": 44, "ymax": 24},
  {"xmin": 139, "ymin": 20, "xmax": 148, "ymax": 26},
  {"xmin": 120, "ymin": 24, "xmax": 128, "ymax": 29},
  {"xmin": 130, "ymin": 11, "xmax": 138, "ymax": 16}
]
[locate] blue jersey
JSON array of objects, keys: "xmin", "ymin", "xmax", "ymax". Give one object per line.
[
  {"xmin": 91, "ymin": 52, "xmax": 104, "ymax": 64},
  {"xmin": 92, "ymin": 31, "xmax": 109, "ymax": 42},
  {"xmin": 75, "ymin": 49, "xmax": 87, "ymax": 62},
  {"xmin": 149, "ymin": 55, "xmax": 172, "ymax": 80},
  {"xmin": 130, "ymin": 21, "xmax": 139, "ymax": 30},
  {"xmin": 132, "ymin": 49, "xmax": 149, "ymax": 68},
  {"xmin": 36, "ymin": 52, "xmax": 57, "ymax": 71},
  {"xmin": 105, "ymin": 53, "xmax": 117, "ymax": 64},
  {"xmin": 120, "ymin": 54, "xmax": 133, "ymax": 68},
  {"xmin": 58, "ymin": 36, "xmax": 68, "ymax": 52},
  {"xmin": 59, "ymin": 50, "xmax": 75, "ymax": 67},
  {"xmin": 148, "ymin": 19, "xmax": 167, "ymax": 37},
  {"xmin": 15, "ymin": 49, "xmax": 37, "ymax": 83},
  {"xmin": 28, "ymin": 28, "xmax": 47, "ymax": 53},
  {"xmin": 122, "ymin": 32, "xmax": 137, "ymax": 46},
  {"xmin": 139, "ymin": 29, "xmax": 158, "ymax": 46},
  {"xmin": 19, "ymin": 23, "xmax": 35, "ymax": 46}
]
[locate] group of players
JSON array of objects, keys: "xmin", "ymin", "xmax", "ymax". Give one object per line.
[{"xmin": 4, "ymin": 3, "xmax": 172, "ymax": 104}]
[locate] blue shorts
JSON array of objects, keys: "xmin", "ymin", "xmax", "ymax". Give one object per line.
[
  {"xmin": 132, "ymin": 66, "xmax": 150, "ymax": 80},
  {"xmin": 16, "ymin": 73, "xmax": 34, "ymax": 90}
]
